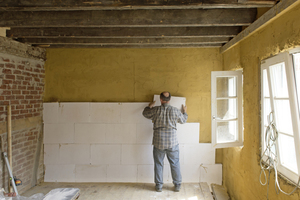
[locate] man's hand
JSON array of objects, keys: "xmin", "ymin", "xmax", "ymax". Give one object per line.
[
  {"xmin": 182, "ymin": 104, "xmax": 187, "ymax": 113},
  {"xmin": 149, "ymin": 101, "xmax": 156, "ymax": 108}
]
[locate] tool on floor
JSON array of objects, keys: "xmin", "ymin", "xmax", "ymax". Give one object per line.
[{"xmin": 3, "ymin": 152, "xmax": 18, "ymax": 195}]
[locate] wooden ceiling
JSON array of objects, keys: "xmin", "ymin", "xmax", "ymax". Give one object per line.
[{"xmin": 0, "ymin": 0, "xmax": 276, "ymax": 48}]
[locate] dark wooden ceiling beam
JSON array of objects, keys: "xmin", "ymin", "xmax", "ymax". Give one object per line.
[
  {"xmin": 0, "ymin": 0, "xmax": 276, "ymax": 11},
  {"xmin": 7, "ymin": 27, "xmax": 241, "ymax": 38},
  {"xmin": 0, "ymin": 9, "xmax": 257, "ymax": 28},
  {"xmin": 42, "ymin": 43, "xmax": 223, "ymax": 48},
  {"xmin": 17, "ymin": 37, "xmax": 230, "ymax": 45}
]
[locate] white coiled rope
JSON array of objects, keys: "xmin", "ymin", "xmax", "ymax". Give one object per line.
[{"xmin": 260, "ymin": 111, "xmax": 300, "ymax": 199}]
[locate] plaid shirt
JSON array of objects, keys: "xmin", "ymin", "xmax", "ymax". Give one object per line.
[{"xmin": 142, "ymin": 103, "xmax": 188, "ymax": 149}]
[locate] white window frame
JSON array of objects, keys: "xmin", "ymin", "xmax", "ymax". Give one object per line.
[
  {"xmin": 261, "ymin": 51, "xmax": 300, "ymax": 184},
  {"xmin": 211, "ymin": 71, "xmax": 243, "ymax": 148}
]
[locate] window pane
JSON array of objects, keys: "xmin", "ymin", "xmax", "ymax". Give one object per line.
[
  {"xmin": 216, "ymin": 77, "xmax": 236, "ymax": 98},
  {"xmin": 216, "ymin": 121, "xmax": 237, "ymax": 143},
  {"xmin": 270, "ymin": 62, "xmax": 288, "ymax": 98},
  {"xmin": 278, "ymin": 134, "xmax": 298, "ymax": 173},
  {"xmin": 263, "ymin": 69, "xmax": 270, "ymax": 97},
  {"xmin": 274, "ymin": 100, "xmax": 293, "ymax": 135},
  {"xmin": 264, "ymin": 98, "xmax": 271, "ymax": 126},
  {"xmin": 217, "ymin": 99, "xmax": 237, "ymax": 120},
  {"xmin": 293, "ymin": 53, "xmax": 300, "ymax": 111}
]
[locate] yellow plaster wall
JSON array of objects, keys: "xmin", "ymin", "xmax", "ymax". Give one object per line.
[
  {"xmin": 222, "ymin": 1, "xmax": 300, "ymax": 200},
  {"xmin": 44, "ymin": 48, "xmax": 222, "ymax": 143}
]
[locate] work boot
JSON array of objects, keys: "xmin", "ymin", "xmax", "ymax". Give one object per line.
[
  {"xmin": 155, "ymin": 184, "xmax": 162, "ymax": 192},
  {"xmin": 174, "ymin": 184, "xmax": 181, "ymax": 192}
]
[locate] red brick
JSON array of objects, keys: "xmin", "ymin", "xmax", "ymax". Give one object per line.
[
  {"xmin": 34, "ymin": 69, "xmax": 40, "ymax": 73},
  {"xmin": 34, "ymin": 78, "xmax": 40, "ymax": 82},
  {"xmin": 0, "ymin": 85, "xmax": 7, "ymax": 89},
  {"xmin": 16, "ymin": 75, "xmax": 24, "ymax": 80},
  {"xmin": 26, "ymin": 105, "xmax": 33, "ymax": 109},
  {"xmin": 17, "ymin": 65, "xmax": 25, "ymax": 70},
  {"xmin": 7, "ymin": 85, "xmax": 17, "ymax": 89},
  {"xmin": 25, "ymin": 67, "xmax": 32, "ymax": 72},
  {"xmin": 22, "ymin": 91, "xmax": 30, "ymax": 95},
  {"xmin": 6, "ymin": 74, "xmax": 15, "ymax": 80},
  {"xmin": 30, "ymin": 91, "xmax": 38, "ymax": 95},
  {"xmin": 34, "ymin": 95, "xmax": 41, "ymax": 100},
  {"xmin": 3, "ymin": 79, "xmax": 13, "ymax": 84},
  {"xmin": 18, "ymin": 86, "xmax": 26, "ymax": 90},
  {"xmin": 25, "ymin": 77, "xmax": 32, "ymax": 81},
  {"xmin": 12, "ymin": 110, "xmax": 20, "ymax": 115},
  {"xmin": 5, "ymin": 95, "xmax": 15, "ymax": 100},
  {"xmin": 2, "ymin": 91, "xmax": 11, "ymax": 95},
  {"xmin": 3, "ymin": 69, "xmax": 12, "ymax": 74},
  {"xmin": 16, "ymin": 105, "xmax": 25, "ymax": 109},
  {"xmin": 10, "ymin": 100, "xmax": 19, "ymax": 105},
  {"xmin": 27, "ymin": 86, "xmax": 34, "ymax": 90},
  {"xmin": 13, "ymin": 70, "xmax": 22, "ymax": 75},
  {"xmin": 22, "ymin": 71, "xmax": 30, "ymax": 76},
  {"xmin": 41, "ymin": 69, "xmax": 45, "ymax": 73},
  {"xmin": 23, "ymin": 81, "xmax": 31, "ymax": 85},
  {"xmin": 31, "ymin": 74, "xmax": 38, "ymax": 78},
  {"xmin": 5, "ymin": 63, "xmax": 15, "ymax": 68},
  {"xmin": 25, "ymin": 95, "xmax": 33, "ymax": 99},
  {"xmin": 0, "ymin": 101, "xmax": 9, "ymax": 105},
  {"xmin": 13, "ymin": 80, "xmax": 22, "ymax": 85},
  {"xmin": 39, "ymin": 74, "xmax": 45, "ymax": 78},
  {"xmin": 29, "ymin": 100, "xmax": 37, "ymax": 104},
  {"xmin": 16, "ymin": 95, "xmax": 25, "ymax": 100},
  {"xmin": 0, "ymin": 107, "xmax": 3, "ymax": 111},
  {"xmin": 0, "ymin": 96, "xmax": 4, "ymax": 100},
  {"xmin": 36, "ymin": 64, "xmax": 42, "ymax": 68},
  {"xmin": 20, "ymin": 100, "xmax": 28, "ymax": 104},
  {"xmin": 12, "ymin": 90, "xmax": 21, "ymax": 95}
]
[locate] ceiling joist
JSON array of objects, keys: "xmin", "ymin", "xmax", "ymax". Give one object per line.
[{"xmin": 0, "ymin": 0, "xmax": 277, "ymax": 48}]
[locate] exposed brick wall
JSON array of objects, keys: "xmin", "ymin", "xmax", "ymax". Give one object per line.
[
  {"xmin": 0, "ymin": 52, "xmax": 45, "ymax": 194},
  {"xmin": 0, "ymin": 54, "xmax": 45, "ymax": 121}
]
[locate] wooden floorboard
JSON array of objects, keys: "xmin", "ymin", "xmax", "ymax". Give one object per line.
[{"xmin": 21, "ymin": 182, "xmax": 213, "ymax": 200}]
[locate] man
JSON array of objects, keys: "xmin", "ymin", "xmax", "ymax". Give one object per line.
[{"xmin": 142, "ymin": 91, "xmax": 188, "ymax": 192}]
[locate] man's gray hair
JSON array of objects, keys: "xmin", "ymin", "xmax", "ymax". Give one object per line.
[{"xmin": 160, "ymin": 92, "xmax": 171, "ymax": 102}]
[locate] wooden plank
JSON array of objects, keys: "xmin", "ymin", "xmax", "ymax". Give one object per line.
[
  {"xmin": 0, "ymin": 0, "xmax": 276, "ymax": 11},
  {"xmin": 37, "ymin": 43, "xmax": 222, "ymax": 48},
  {"xmin": 7, "ymin": 27, "xmax": 241, "ymax": 38},
  {"xmin": 220, "ymin": 0, "xmax": 300, "ymax": 53},
  {"xmin": 0, "ymin": 8, "xmax": 257, "ymax": 27},
  {"xmin": 17, "ymin": 37, "xmax": 230, "ymax": 44},
  {"xmin": 200, "ymin": 182, "xmax": 214, "ymax": 200}
]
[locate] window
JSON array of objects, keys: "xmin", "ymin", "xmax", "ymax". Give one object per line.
[
  {"xmin": 261, "ymin": 50, "xmax": 300, "ymax": 184},
  {"xmin": 211, "ymin": 71, "xmax": 243, "ymax": 148}
]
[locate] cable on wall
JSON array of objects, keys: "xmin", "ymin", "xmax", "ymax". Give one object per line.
[{"xmin": 260, "ymin": 111, "xmax": 300, "ymax": 199}]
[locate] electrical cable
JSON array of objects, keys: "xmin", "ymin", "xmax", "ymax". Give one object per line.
[{"xmin": 260, "ymin": 111, "xmax": 300, "ymax": 199}]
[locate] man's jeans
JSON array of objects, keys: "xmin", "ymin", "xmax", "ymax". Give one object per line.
[{"xmin": 153, "ymin": 144, "xmax": 182, "ymax": 188}]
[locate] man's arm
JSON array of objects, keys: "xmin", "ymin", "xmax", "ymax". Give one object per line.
[
  {"xmin": 142, "ymin": 101, "xmax": 156, "ymax": 119},
  {"xmin": 177, "ymin": 104, "xmax": 188, "ymax": 124}
]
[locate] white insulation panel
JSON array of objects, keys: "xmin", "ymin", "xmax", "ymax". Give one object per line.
[{"xmin": 43, "ymin": 102, "xmax": 221, "ymax": 183}]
